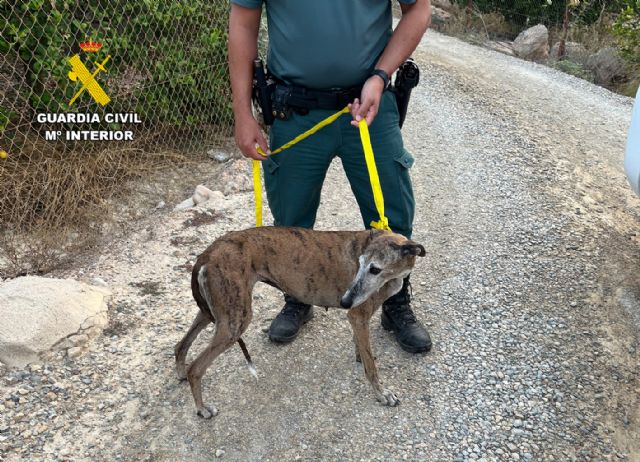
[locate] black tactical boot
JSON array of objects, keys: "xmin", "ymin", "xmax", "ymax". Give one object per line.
[
  {"xmin": 381, "ymin": 276, "xmax": 432, "ymax": 353},
  {"xmin": 268, "ymin": 294, "xmax": 313, "ymax": 343}
]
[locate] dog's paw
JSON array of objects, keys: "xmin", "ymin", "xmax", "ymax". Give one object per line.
[
  {"xmin": 176, "ymin": 368, "xmax": 187, "ymax": 381},
  {"xmin": 377, "ymin": 389, "xmax": 400, "ymax": 407},
  {"xmin": 196, "ymin": 405, "xmax": 219, "ymax": 419}
]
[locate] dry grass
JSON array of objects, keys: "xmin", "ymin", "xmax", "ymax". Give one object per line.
[
  {"xmin": 440, "ymin": 5, "xmax": 517, "ymax": 42},
  {"xmin": 0, "ymin": 141, "xmax": 190, "ymax": 277},
  {"xmin": 562, "ymin": 14, "xmax": 619, "ymax": 52}
]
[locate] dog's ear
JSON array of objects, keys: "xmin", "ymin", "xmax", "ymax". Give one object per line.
[{"xmin": 401, "ymin": 242, "xmax": 426, "ymax": 257}]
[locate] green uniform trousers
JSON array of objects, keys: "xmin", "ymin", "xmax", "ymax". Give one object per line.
[{"xmin": 263, "ymin": 90, "xmax": 416, "ymax": 238}]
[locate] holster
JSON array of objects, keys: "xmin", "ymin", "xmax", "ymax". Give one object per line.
[
  {"xmin": 393, "ymin": 59, "xmax": 420, "ymax": 129},
  {"xmin": 252, "ymin": 58, "xmax": 275, "ymax": 126}
]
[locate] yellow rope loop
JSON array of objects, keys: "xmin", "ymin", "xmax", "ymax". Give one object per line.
[
  {"xmin": 252, "ymin": 159, "xmax": 263, "ymax": 227},
  {"xmin": 358, "ymin": 119, "xmax": 391, "ymax": 232},
  {"xmin": 252, "ymin": 106, "xmax": 390, "ymax": 232},
  {"xmin": 370, "ymin": 217, "xmax": 390, "ymax": 231}
]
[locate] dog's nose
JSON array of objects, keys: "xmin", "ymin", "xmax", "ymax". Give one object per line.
[{"xmin": 340, "ymin": 296, "xmax": 352, "ymax": 309}]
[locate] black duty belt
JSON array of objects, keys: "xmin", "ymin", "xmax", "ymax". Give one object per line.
[{"xmin": 273, "ymin": 79, "xmax": 363, "ymax": 113}]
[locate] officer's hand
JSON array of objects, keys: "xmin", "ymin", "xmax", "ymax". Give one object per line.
[
  {"xmin": 349, "ymin": 76, "xmax": 385, "ymax": 127},
  {"xmin": 234, "ymin": 113, "xmax": 270, "ymax": 161}
]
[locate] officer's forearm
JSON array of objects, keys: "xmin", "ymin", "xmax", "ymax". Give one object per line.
[
  {"xmin": 229, "ymin": 4, "xmax": 261, "ymax": 120},
  {"xmin": 375, "ymin": 0, "xmax": 431, "ymax": 76}
]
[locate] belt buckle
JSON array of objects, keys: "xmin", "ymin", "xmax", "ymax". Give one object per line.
[{"xmin": 335, "ymin": 88, "xmax": 354, "ymax": 108}]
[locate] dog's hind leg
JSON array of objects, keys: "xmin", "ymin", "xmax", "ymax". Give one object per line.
[
  {"xmin": 348, "ymin": 302, "xmax": 400, "ymax": 407},
  {"xmin": 187, "ymin": 297, "xmax": 253, "ymax": 418},
  {"xmin": 174, "ymin": 310, "xmax": 211, "ymax": 381},
  {"xmin": 186, "ymin": 326, "xmax": 236, "ymax": 419}
]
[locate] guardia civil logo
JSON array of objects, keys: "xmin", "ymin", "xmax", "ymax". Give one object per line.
[
  {"xmin": 34, "ymin": 39, "xmax": 142, "ymax": 142},
  {"xmin": 67, "ymin": 40, "xmax": 111, "ymax": 107}
]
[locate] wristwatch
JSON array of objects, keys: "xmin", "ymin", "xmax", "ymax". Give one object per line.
[{"xmin": 371, "ymin": 68, "xmax": 391, "ymax": 90}]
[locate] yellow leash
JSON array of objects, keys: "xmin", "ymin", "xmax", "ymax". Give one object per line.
[{"xmin": 252, "ymin": 107, "xmax": 391, "ymax": 232}]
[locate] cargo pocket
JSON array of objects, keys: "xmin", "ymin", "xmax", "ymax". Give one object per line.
[
  {"xmin": 264, "ymin": 156, "xmax": 279, "ymax": 174},
  {"xmin": 394, "ymin": 148, "xmax": 415, "ymax": 169}
]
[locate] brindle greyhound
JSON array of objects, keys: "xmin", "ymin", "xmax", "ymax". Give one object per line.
[{"xmin": 174, "ymin": 226, "xmax": 425, "ymax": 418}]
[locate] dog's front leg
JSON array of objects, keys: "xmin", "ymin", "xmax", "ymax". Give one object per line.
[{"xmin": 347, "ymin": 303, "xmax": 399, "ymax": 407}]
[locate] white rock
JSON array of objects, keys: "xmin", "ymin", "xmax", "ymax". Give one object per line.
[
  {"xmin": 193, "ymin": 185, "xmax": 215, "ymax": 205},
  {"xmin": 215, "ymin": 449, "xmax": 225, "ymax": 458},
  {"xmin": 432, "ymin": 0, "xmax": 452, "ymax": 10},
  {"xmin": 513, "ymin": 24, "xmax": 549, "ymax": 62},
  {"xmin": 431, "ymin": 5, "xmax": 451, "ymax": 25},
  {"xmin": 174, "ymin": 184, "xmax": 220, "ymax": 211},
  {"xmin": 199, "ymin": 190, "xmax": 228, "ymax": 210},
  {"xmin": 91, "ymin": 277, "xmax": 108, "ymax": 288},
  {"xmin": 208, "ymin": 150, "xmax": 231, "ymax": 163},
  {"xmin": 67, "ymin": 347, "xmax": 83, "ymax": 359},
  {"xmin": 0, "ymin": 276, "xmax": 110, "ymax": 367},
  {"xmin": 174, "ymin": 197, "xmax": 195, "ymax": 211}
]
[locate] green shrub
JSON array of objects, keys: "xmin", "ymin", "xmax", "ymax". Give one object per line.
[
  {"xmin": 454, "ymin": 0, "xmax": 627, "ymax": 29},
  {"xmin": 613, "ymin": 0, "xmax": 640, "ymax": 65},
  {"xmin": 551, "ymin": 59, "xmax": 595, "ymax": 81}
]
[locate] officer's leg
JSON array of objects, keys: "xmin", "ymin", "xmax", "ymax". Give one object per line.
[
  {"xmin": 337, "ymin": 91, "xmax": 414, "ymax": 237},
  {"xmin": 264, "ymin": 112, "xmax": 337, "ymax": 228},
  {"xmin": 338, "ymin": 91, "xmax": 431, "ymax": 353},
  {"xmin": 264, "ymin": 110, "xmax": 338, "ymax": 342}
]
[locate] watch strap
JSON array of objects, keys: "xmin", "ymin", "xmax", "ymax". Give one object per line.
[{"xmin": 371, "ymin": 69, "xmax": 391, "ymax": 89}]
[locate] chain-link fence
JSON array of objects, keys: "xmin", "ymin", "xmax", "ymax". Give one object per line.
[
  {"xmin": 0, "ymin": 1, "xmax": 236, "ymax": 274},
  {"xmin": 0, "ymin": 1, "xmax": 233, "ymax": 229}
]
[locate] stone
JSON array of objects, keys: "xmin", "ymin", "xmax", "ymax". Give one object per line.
[
  {"xmin": 199, "ymin": 190, "xmax": 227, "ymax": 210},
  {"xmin": 67, "ymin": 347, "xmax": 83, "ymax": 359},
  {"xmin": 513, "ymin": 24, "xmax": 549, "ymax": 62},
  {"xmin": 91, "ymin": 277, "xmax": 108, "ymax": 288},
  {"xmin": 585, "ymin": 47, "xmax": 625, "ymax": 86},
  {"xmin": 219, "ymin": 160, "xmax": 253, "ymax": 195},
  {"xmin": 432, "ymin": 0, "xmax": 452, "ymax": 10},
  {"xmin": 173, "ymin": 197, "xmax": 195, "ymax": 211},
  {"xmin": 193, "ymin": 185, "xmax": 215, "ymax": 205},
  {"xmin": 431, "ymin": 6, "xmax": 451, "ymax": 26},
  {"xmin": 0, "ymin": 276, "xmax": 110, "ymax": 367},
  {"xmin": 207, "ymin": 150, "xmax": 231, "ymax": 163},
  {"xmin": 215, "ymin": 449, "xmax": 225, "ymax": 458},
  {"xmin": 174, "ymin": 184, "xmax": 224, "ymax": 211}
]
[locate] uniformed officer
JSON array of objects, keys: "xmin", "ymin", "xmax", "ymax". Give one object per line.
[{"xmin": 229, "ymin": 0, "xmax": 432, "ymax": 353}]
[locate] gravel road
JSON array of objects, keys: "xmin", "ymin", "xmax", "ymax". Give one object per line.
[{"xmin": 1, "ymin": 30, "xmax": 639, "ymax": 461}]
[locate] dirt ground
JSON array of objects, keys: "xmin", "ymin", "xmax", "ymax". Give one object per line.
[{"xmin": 1, "ymin": 30, "xmax": 639, "ymax": 461}]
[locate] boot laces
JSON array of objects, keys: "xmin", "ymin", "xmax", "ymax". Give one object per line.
[
  {"xmin": 281, "ymin": 301, "xmax": 307, "ymax": 318},
  {"xmin": 386, "ymin": 303, "xmax": 417, "ymax": 326}
]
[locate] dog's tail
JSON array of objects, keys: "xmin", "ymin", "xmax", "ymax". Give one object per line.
[{"xmin": 237, "ymin": 338, "xmax": 258, "ymax": 382}]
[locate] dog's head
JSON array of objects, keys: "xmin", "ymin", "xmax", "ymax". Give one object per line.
[{"xmin": 340, "ymin": 231, "xmax": 425, "ymax": 309}]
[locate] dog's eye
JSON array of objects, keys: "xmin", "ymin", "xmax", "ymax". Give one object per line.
[{"xmin": 369, "ymin": 266, "xmax": 381, "ymax": 275}]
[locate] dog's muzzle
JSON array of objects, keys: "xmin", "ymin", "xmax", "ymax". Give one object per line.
[{"xmin": 340, "ymin": 293, "xmax": 353, "ymax": 309}]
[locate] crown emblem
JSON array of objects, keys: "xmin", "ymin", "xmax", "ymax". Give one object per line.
[{"xmin": 79, "ymin": 40, "xmax": 103, "ymax": 53}]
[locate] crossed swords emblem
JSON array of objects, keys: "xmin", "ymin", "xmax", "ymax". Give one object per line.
[{"xmin": 67, "ymin": 54, "xmax": 111, "ymax": 107}]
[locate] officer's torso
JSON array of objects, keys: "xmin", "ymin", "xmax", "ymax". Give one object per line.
[{"xmin": 263, "ymin": 0, "xmax": 394, "ymax": 89}]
